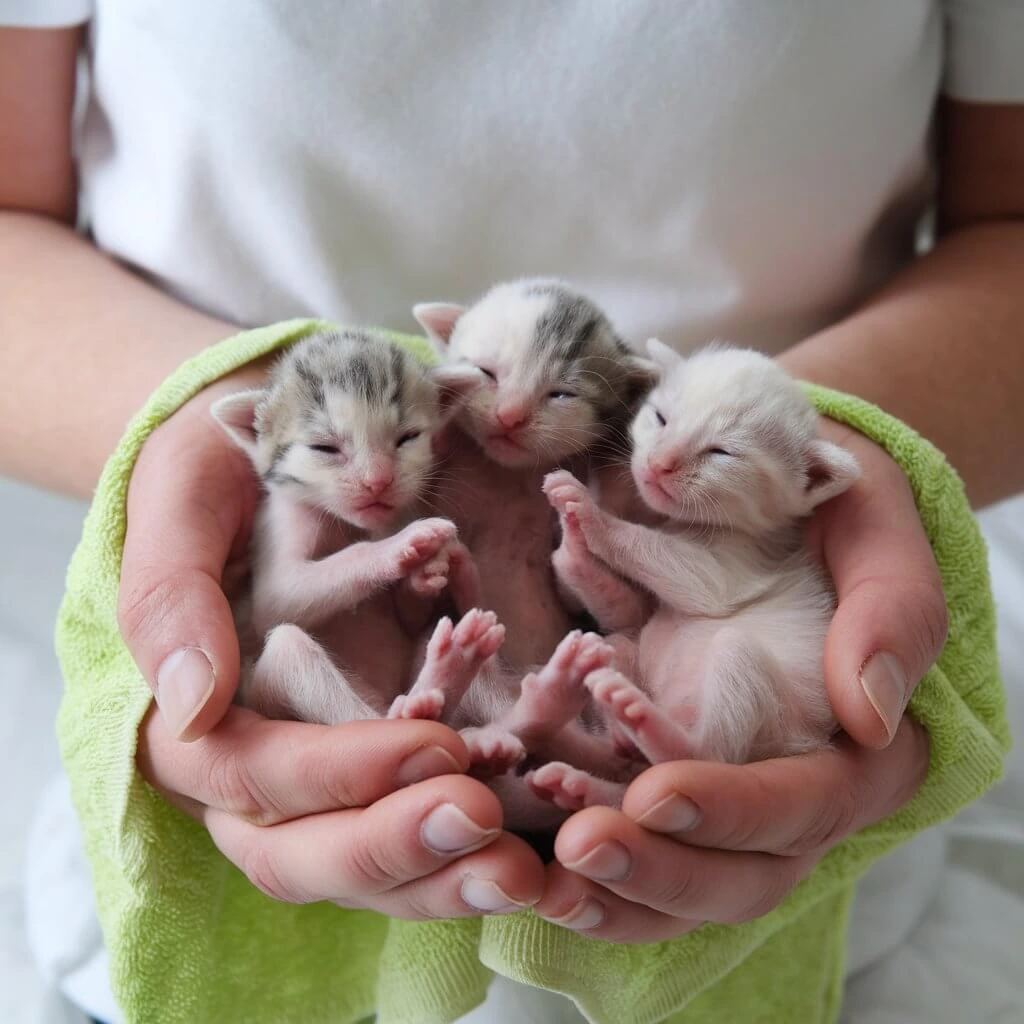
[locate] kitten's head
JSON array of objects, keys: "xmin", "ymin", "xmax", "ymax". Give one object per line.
[
  {"xmin": 211, "ymin": 328, "xmax": 479, "ymax": 532},
  {"xmin": 630, "ymin": 341, "xmax": 860, "ymax": 534},
  {"xmin": 413, "ymin": 278, "xmax": 657, "ymax": 468}
]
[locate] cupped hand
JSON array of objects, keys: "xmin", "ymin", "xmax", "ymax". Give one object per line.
[
  {"xmin": 119, "ymin": 367, "xmax": 545, "ymax": 918},
  {"xmin": 537, "ymin": 425, "xmax": 945, "ymax": 941}
]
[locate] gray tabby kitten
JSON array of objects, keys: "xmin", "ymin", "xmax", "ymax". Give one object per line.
[{"xmin": 211, "ymin": 328, "xmax": 503, "ymax": 727}]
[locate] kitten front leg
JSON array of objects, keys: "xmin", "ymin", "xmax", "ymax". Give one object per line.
[
  {"xmin": 255, "ymin": 517, "xmax": 457, "ymax": 632},
  {"xmin": 552, "ymin": 507, "xmax": 653, "ymax": 631},
  {"xmin": 565, "ymin": 502, "xmax": 735, "ymax": 617}
]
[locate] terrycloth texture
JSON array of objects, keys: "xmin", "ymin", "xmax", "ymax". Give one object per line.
[{"xmin": 55, "ymin": 322, "xmax": 1009, "ymax": 1024}]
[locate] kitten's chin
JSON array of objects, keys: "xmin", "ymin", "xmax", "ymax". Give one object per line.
[{"xmin": 636, "ymin": 477, "xmax": 681, "ymax": 516}]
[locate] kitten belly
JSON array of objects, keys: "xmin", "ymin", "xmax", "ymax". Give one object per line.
[
  {"xmin": 313, "ymin": 593, "xmax": 417, "ymax": 710},
  {"xmin": 637, "ymin": 609, "xmax": 718, "ymax": 707},
  {"xmin": 432, "ymin": 440, "xmax": 572, "ymax": 668}
]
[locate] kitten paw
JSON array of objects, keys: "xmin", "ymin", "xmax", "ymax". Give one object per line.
[
  {"xmin": 387, "ymin": 689, "xmax": 445, "ymax": 721},
  {"xmin": 542, "ymin": 470, "xmax": 589, "ymax": 516},
  {"xmin": 586, "ymin": 667, "xmax": 653, "ymax": 729},
  {"xmin": 462, "ymin": 727, "xmax": 526, "ymax": 778},
  {"xmin": 393, "ymin": 518, "xmax": 459, "ymax": 573},
  {"xmin": 527, "ymin": 762, "xmax": 624, "ymax": 811},
  {"xmin": 406, "ymin": 553, "xmax": 452, "ymax": 596}
]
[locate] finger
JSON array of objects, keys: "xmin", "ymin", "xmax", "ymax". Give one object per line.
[
  {"xmin": 621, "ymin": 717, "xmax": 929, "ymax": 855},
  {"xmin": 337, "ymin": 833, "xmax": 545, "ymax": 920},
  {"xmin": 552, "ymin": 808, "xmax": 814, "ymax": 925},
  {"xmin": 119, "ymin": 415, "xmax": 255, "ymax": 740},
  {"xmin": 204, "ymin": 774, "xmax": 508, "ymax": 904},
  {"xmin": 812, "ymin": 424, "xmax": 949, "ymax": 747},
  {"xmin": 138, "ymin": 705, "xmax": 471, "ymax": 825},
  {"xmin": 535, "ymin": 862, "xmax": 700, "ymax": 943}
]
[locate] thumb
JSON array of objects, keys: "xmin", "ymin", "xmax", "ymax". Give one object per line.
[
  {"xmin": 118, "ymin": 414, "xmax": 252, "ymax": 740},
  {"xmin": 817, "ymin": 444, "xmax": 948, "ymax": 749}
]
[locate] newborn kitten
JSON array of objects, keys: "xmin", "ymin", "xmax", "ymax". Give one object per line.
[
  {"xmin": 211, "ymin": 327, "xmax": 503, "ymax": 726},
  {"xmin": 536, "ymin": 341, "xmax": 861, "ymax": 810},
  {"xmin": 409, "ymin": 280, "xmax": 657, "ymax": 825}
]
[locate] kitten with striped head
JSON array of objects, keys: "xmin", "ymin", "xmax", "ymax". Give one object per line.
[
  {"xmin": 403, "ymin": 281, "xmax": 657, "ymax": 829},
  {"xmin": 211, "ymin": 328, "xmax": 504, "ymax": 727}
]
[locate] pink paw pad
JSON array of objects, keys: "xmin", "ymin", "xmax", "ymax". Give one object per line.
[
  {"xmin": 528, "ymin": 762, "xmax": 606, "ymax": 812},
  {"xmin": 387, "ymin": 689, "xmax": 445, "ymax": 721},
  {"xmin": 586, "ymin": 668, "xmax": 651, "ymax": 725},
  {"xmin": 462, "ymin": 727, "xmax": 525, "ymax": 778}
]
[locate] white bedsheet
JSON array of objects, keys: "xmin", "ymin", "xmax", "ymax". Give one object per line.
[{"xmin": 1, "ymin": 477, "xmax": 1021, "ymax": 1024}]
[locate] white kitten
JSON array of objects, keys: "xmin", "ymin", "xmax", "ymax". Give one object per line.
[{"xmin": 535, "ymin": 342, "xmax": 860, "ymax": 810}]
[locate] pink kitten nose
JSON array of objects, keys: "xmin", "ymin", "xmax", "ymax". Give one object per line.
[
  {"xmin": 361, "ymin": 466, "xmax": 394, "ymax": 495},
  {"xmin": 648, "ymin": 454, "xmax": 681, "ymax": 478},
  {"xmin": 496, "ymin": 404, "xmax": 530, "ymax": 431}
]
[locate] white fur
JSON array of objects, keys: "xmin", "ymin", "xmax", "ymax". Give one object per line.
[{"xmin": 546, "ymin": 343, "xmax": 861, "ymax": 768}]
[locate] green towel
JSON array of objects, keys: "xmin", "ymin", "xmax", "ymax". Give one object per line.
[{"xmin": 55, "ymin": 320, "xmax": 1009, "ymax": 1024}]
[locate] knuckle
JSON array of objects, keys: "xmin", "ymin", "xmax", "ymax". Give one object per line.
[
  {"xmin": 207, "ymin": 748, "xmax": 280, "ymax": 826},
  {"xmin": 647, "ymin": 862, "xmax": 706, "ymax": 912},
  {"xmin": 238, "ymin": 841, "xmax": 302, "ymax": 904},
  {"xmin": 780, "ymin": 786, "xmax": 861, "ymax": 856},
  {"xmin": 342, "ymin": 833, "xmax": 403, "ymax": 893},
  {"xmin": 294, "ymin": 748, "xmax": 359, "ymax": 810},
  {"xmin": 730, "ymin": 862, "xmax": 805, "ymax": 924},
  {"xmin": 117, "ymin": 570, "xmax": 188, "ymax": 649}
]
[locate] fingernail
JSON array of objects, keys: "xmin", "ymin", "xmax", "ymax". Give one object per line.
[
  {"xmin": 461, "ymin": 877, "xmax": 532, "ymax": 914},
  {"xmin": 563, "ymin": 841, "xmax": 632, "ymax": 881},
  {"xmin": 421, "ymin": 803, "xmax": 499, "ymax": 855},
  {"xmin": 635, "ymin": 793, "xmax": 702, "ymax": 833},
  {"xmin": 544, "ymin": 897, "xmax": 605, "ymax": 931},
  {"xmin": 155, "ymin": 647, "xmax": 215, "ymax": 739},
  {"xmin": 396, "ymin": 745, "xmax": 464, "ymax": 787},
  {"xmin": 859, "ymin": 651, "xmax": 909, "ymax": 743}
]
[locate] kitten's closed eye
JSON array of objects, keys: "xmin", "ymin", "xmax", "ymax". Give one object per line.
[
  {"xmin": 706, "ymin": 447, "xmax": 734, "ymax": 458},
  {"xmin": 651, "ymin": 407, "xmax": 667, "ymax": 427},
  {"xmin": 309, "ymin": 443, "xmax": 340, "ymax": 454},
  {"xmin": 476, "ymin": 366, "xmax": 497, "ymax": 381},
  {"xmin": 397, "ymin": 431, "xmax": 422, "ymax": 447},
  {"xmin": 549, "ymin": 390, "xmax": 577, "ymax": 400}
]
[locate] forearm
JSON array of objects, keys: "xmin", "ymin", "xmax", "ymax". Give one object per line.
[
  {"xmin": 781, "ymin": 221, "xmax": 1024, "ymax": 508},
  {"xmin": 0, "ymin": 211, "xmax": 236, "ymax": 496}
]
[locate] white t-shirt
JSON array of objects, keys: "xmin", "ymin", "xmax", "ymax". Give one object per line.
[{"xmin": 5, "ymin": 2, "xmax": 1024, "ymax": 1022}]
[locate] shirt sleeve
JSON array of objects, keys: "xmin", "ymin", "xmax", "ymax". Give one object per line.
[
  {"xmin": 0, "ymin": 0, "xmax": 91, "ymax": 27},
  {"xmin": 943, "ymin": 0, "xmax": 1024, "ymax": 101}
]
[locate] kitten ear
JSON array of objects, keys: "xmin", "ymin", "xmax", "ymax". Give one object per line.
[
  {"xmin": 645, "ymin": 337, "xmax": 681, "ymax": 371},
  {"xmin": 210, "ymin": 389, "xmax": 265, "ymax": 458},
  {"xmin": 804, "ymin": 439, "xmax": 861, "ymax": 509},
  {"xmin": 413, "ymin": 302, "xmax": 467, "ymax": 351},
  {"xmin": 430, "ymin": 363, "xmax": 482, "ymax": 418},
  {"xmin": 625, "ymin": 355, "xmax": 660, "ymax": 394}
]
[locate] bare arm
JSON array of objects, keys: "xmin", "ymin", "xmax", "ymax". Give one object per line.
[
  {"xmin": 781, "ymin": 100, "xmax": 1024, "ymax": 509},
  {"xmin": 0, "ymin": 27, "xmax": 236, "ymax": 497}
]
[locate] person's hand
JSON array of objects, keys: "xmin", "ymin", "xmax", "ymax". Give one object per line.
[
  {"xmin": 535, "ymin": 426, "xmax": 945, "ymax": 940},
  {"xmin": 119, "ymin": 369, "xmax": 545, "ymax": 917}
]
